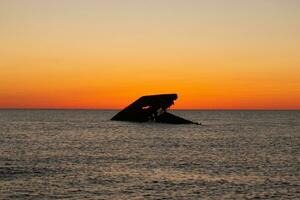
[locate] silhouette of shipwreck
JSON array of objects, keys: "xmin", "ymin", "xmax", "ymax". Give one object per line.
[{"xmin": 111, "ymin": 94, "xmax": 199, "ymax": 124}]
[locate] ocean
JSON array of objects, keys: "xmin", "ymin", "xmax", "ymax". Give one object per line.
[{"xmin": 0, "ymin": 110, "xmax": 299, "ymax": 199}]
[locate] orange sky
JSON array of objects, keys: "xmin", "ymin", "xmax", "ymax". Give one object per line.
[{"xmin": 0, "ymin": 0, "xmax": 299, "ymax": 109}]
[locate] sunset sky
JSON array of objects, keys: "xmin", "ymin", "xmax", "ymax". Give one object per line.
[{"xmin": 0, "ymin": 0, "xmax": 299, "ymax": 109}]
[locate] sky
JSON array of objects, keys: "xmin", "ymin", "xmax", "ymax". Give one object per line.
[{"xmin": 0, "ymin": 0, "xmax": 299, "ymax": 109}]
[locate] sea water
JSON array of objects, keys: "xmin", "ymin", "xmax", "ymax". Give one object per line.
[{"xmin": 0, "ymin": 110, "xmax": 299, "ymax": 199}]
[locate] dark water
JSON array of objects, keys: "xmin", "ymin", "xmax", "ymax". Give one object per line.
[{"xmin": 0, "ymin": 110, "xmax": 299, "ymax": 199}]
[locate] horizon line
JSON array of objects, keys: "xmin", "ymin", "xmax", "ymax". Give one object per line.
[{"xmin": 0, "ymin": 108, "xmax": 299, "ymax": 111}]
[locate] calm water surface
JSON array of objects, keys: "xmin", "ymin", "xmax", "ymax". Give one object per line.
[{"xmin": 0, "ymin": 110, "xmax": 299, "ymax": 199}]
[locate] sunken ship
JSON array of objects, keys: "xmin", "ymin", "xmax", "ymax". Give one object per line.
[{"xmin": 111, "ymin": 94, "xmax": 199, "ymax": 124}]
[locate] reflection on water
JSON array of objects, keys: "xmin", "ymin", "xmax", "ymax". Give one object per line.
[{"xmin": 0, "ymin": 110, "xmax": 299, "ymax": 199}]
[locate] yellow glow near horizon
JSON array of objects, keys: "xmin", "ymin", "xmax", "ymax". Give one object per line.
[{"xmin": 0, "ymin": 0, "xmax": 299, "ymax": 109}]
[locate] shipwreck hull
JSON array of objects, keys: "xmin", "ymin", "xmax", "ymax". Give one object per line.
[{"xmin": 111, "ymin": 94, "xmax": 199, "ymax": 124}]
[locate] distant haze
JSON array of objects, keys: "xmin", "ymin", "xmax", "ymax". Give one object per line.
[{"xmin": 0, "ymin": 0, "xmax": 299, "ymax": 109}]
